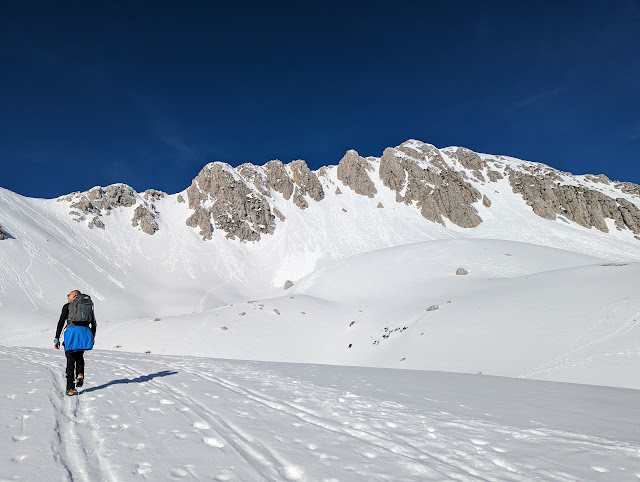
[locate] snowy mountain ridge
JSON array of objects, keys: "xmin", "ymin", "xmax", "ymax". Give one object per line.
[
  {"xmin": 1, "ymin": 139, "xmax": 639, "ymax": 390},
  {"xmin": 46, "ymin": 139, "xmax": 640, "ymax": 244}
]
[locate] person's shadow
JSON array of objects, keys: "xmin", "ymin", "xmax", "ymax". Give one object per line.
[{"xmin": 81, "ymin": 370, "xmax": 178, "ymax": 394}]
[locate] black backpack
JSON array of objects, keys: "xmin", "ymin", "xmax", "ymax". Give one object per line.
[{"xmin": 67, "ymin": 293, "xmax": 94, "ymax": 326}]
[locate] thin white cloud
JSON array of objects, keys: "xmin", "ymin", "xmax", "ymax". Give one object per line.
[
  {"xmin": 160, "ymin": 134, "xmax": 197, "ymax": 157},
  {"xmin": 515, "ymin": 87, "xmax": 563, "ymax": 109}
]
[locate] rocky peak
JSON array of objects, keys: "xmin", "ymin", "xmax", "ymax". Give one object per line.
[
  {"xmin": 186, "ymin": 162, "xmax": 276, "ymax": 241},
  {"xmin": 265, "ymin": 160, "xmax": 294, "ymax": 200},
  {"xmin": 379, "ymin": 143, "xmax": 483, "ymax": 228},
  {"xmin": 58, "ymin": 184, "xmax": 162, "ymax": 235},
  {"xmin": 289, "ymin": 160, "xmax": 325, "ymax": 209},
  {"xmin": 337, "ymin": 150, "xmax": 377, "ymax": 198}
]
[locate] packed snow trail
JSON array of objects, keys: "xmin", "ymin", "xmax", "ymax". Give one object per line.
[{"xmin": 2, "ymin": 346, "xmax": 640, "ymax": 481}]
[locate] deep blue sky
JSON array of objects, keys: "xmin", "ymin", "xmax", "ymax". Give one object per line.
[{"xmin": 1, "ymin": 1, "xmax": 639, "ymax": 198}]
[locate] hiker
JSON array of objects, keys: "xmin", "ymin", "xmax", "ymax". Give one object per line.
[{"xmin": 54, "ymin": 290, "xmax": 97, "ymax": 396}]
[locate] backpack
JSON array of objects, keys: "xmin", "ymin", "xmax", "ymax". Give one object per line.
[{"xmin": 67, "ymin": 293, "xmax": 94, "ymax": 326}]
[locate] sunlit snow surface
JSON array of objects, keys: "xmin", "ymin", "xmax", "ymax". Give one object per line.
[{"xmin": 2, "ymin": 347, "xmax": 640, "ymax": 481}]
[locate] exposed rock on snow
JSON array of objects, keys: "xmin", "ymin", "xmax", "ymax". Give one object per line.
[
  {"xmin": 450, "ymin": 146, "xmax": 486, "ymax": 182},
  {"xmin": 88, "ymin": 184, "xmax": 137, "ymax": 210},
  {"xmin": 143, "ymin": 189, "xmax": 166, "ymax": 203},
  {"xmin": 508, "ymin": 169, "xmax": 640, "ymax": 234},
  {"xmin": 615, "ymin": 181, "xmax": 640, "ymax": 197},
  {"xmin": 88, "ymin": 216, "xmax": 105, "ymax": 230},
  {"xmin": 238, "ymin": 163, "xmax": 270, "ymax": 197},
  {"xmin": 380, "ymin": 142, "xmax": 483, "ymax": 228},
  {"xmin": 379, "ymin": 148, "xmax": 406, "ymax": 192},
  {"xmin": 70, "ymin": 196, "xmax": 99, "ymax": 216},
  {"xmin": 272, "ymin": 207, "xmax": 285, "ymax": 222},
  {"xmin": 50, "ymin": 138, "xmax": 640, "ymax": 243},
  {"xmin": 585, "ymin": 174, "xmax": 612, "ymax": 185},
  {"xmin": 185, "ymin": 206, "xmax": 213, "ymax": 240},
  {"xmin": 337, "ymin": 150, "xmax": 377, "ymax": 198},
  {"xmin": 265, "ymin": 160, "xmax": 294, "ymax": 200},
  {"xmin": 290, "ymin": 160, "xmax": 325, "ymax": 210},
  {"xmin": 456, "ymin": 268, "xmax": 469, "ymax": 275},
  {"xmin": 426, "ymin": 305, "xmax": 439, "ymax": 311},
  {"xmin": 62, "ymin": 184, "xmax": 145, "ymax": 231},
  {"xmin": 284, "ymin": 280, "xmax": 294, "ymax": 290},
  {"xmin": 186, "ymin": 163, "xmax": 276, "ymax": 241},
  {"xmin": 131, "ymin": 204, "xmax": 159, "ymax": 235},
  {"xmin": 0, "ymin": 225, "xmax": 6, "ymax": 240}
]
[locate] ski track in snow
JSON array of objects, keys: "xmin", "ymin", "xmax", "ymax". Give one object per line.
[{"xmin": 2, "ymin": 346, "xmax": 640, "ymax": 481}]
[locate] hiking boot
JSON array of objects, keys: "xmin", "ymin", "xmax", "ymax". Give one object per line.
[
  {"xmin": 76, "ymin": 373, "xmax": 84, "ymax": 387},
  {"xmin": 65, "ymin": 388, "xmax": 76, "ymax": 396}
]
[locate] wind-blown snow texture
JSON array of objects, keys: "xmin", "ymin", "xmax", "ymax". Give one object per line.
[{"xmin": 1, "ymin": 140, "xmax": 640, "ymax": 479}]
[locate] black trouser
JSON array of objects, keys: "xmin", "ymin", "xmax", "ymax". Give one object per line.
[{"xmin": 65, "ymin": 351, "xmax": 85, "ymax": 390}]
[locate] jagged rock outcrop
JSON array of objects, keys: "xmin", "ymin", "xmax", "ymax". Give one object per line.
[
  {"xmin": 337, "ymin": 150, "xmax": 377, "ymax": 198},
  {"xmin": 289, "ymin": 160, "xmax": 325, "ymax": 210},
  {"xmin": 88, "ymin": 185, "xmax": 137, "ymax": 210},
  {"xmin": 143, "ymin": 189, "xmax": 165, "ymax": 203},
  {"xmin": 272, "ymin": 207, "xmax": 286, "ymax": 222},
  {"xmin": 238, "ymin": 163, "xmax": 271, "ymax": 197},
  {"xmin": 131, "ymin": 204, "xmax": 159, "ymax": 235},
  {"xmin": 186, "ymin": 206, "xmax": 213, "ymax": 240},
  {"xmin": 62, "ymin": 184, "xmax": 144, "ymax": 230},
  {"xmin": 508, "ymin": 169, "xmax": 640, "ymax": 234},
  {"xmin": 48, "ymin": 139, "xmax": 640, "ymax": 243},
  {"xmin": 379, "ymin": 148, "xmax": 406, "ymax": 192},
  {"xmin": 379, "ymin": 143, "xmax": 483, "ymax": 228},
  {"xmin": 88, "ymin": 216, "xmax": 105, "ymax": 230},
  {"xmin": 585, "ymin": 174, "xmax": 611, "ymax": 185},
  {"xmin": 58, "ymin": 184, "xmax": 169, "ymax": 235},
  {"xmin": 186, "ymin": 163, "xmax": 276, "ymax": 241},
  {"xmin": 616, "ymin": 181, "xmax": 640, "ymax": 197},
  {"xmin": 265, "ymin": 160, "xmax": 294, "ymax": 200},
  {"xmin": 70, "ymin": 196, "xmax": 99, "ymax": 217}
]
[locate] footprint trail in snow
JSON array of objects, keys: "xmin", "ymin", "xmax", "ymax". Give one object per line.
[{"xmin": 1, "ymin": 346, "xmax": 640, "ymax": 481}]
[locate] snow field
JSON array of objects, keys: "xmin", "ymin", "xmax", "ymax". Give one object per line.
[
  {"xmin": 60, "ymin": 239, "xmax": 639, "ymax": 389},
  {"xmin": 2, "ymin": 346, "xmax": 640, "ymax": 481}
]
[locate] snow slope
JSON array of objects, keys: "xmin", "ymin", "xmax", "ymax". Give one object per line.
[
  {"xmin": 62, "ymin": 238, "xmax": 635, "ymax": 390},
  {"xmin": 2, "ymin": 346, "xmax": 640, "ymax": 481},
  {"xmin": 2, "ymin": 210, "xmax": 640, "ymax": 388}
]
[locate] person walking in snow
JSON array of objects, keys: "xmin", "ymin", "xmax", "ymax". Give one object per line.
[{"xmin": 54, "ymin": 290, "xmax": 97, "ymax": 396}]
